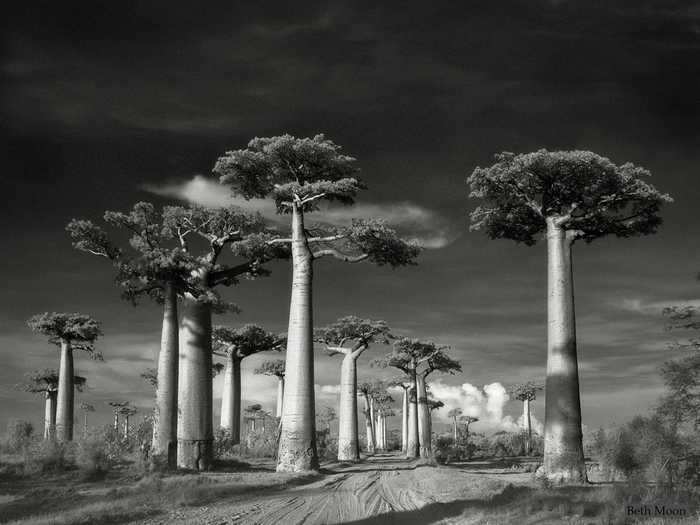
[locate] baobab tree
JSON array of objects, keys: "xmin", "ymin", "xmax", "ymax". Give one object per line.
[
  {"xmin": 27, "ymin": 313, "xmax": 102, "ymax": 441},
  {"xmin": 17, "ymin": 370, "xmax": 85, "ymax": 439},
  {"xmin": 254, "ymin": 360, "xmax": 286, "ymax": 417},
  {"xmin": 373, "ymin": 392, "xmax": 394, "ymax": 451},
  {"xmin": 427, "ymin": 399, "xmax": 444, "ymax": 438},
  {"xmin": 376, "ymin": 339, "xmax": 460, "ymax": 458},
  {"xmin": 388, "ymin": 378, "xmax": 411, "ymax": 453},
  {"xmin": 357, "ymin": 382, "xmax": 380, "ymax": 454},
  {"xmin": 108, "ymin": 401, "xmax": 130, "ymax": 433},
  {"xmin": 161, "ymin": 205, "xmax": 287, "ymax": 470},
  {"xmin": 510, "ymin": 382, "xmax": 544, "ymax": 455},
  {"xmin": 468, "ymin": 149, "xmax": 671, "ymax": 482},
  {"xmin": 315, "ymin": 316, "xmax": 392, "ymax": 461},
  {"xmin": 68, "ymin": 202, "xmax": 194, "ymax": 467},
  {"xmin": 215, "ymin": 134, "xmax": 421, "ymax": 472},
  {"xmin": 120, "ymin": 405, "xmax": 138, "ymax": 437},
  {"xmin": 447, "ymin": 408, "xmax": 463, "ymax": 444},
  {"xmin": 80, "ymin": 402, "xmax": 95, "ymax": 437},
  {"xmin": 213, "ymin": 324, "xmax": 284, "ymax": 444},
  {"xmin": 461, "ymin": 415, "xmax": 479, "ymax": 455}
]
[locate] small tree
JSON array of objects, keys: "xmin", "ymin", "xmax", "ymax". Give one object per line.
[
  {"xmin": 108, "ymin": 401, "xmax": 130, "ymax": 433},
  {"xmin": 375, "ymin": 339, "xmax": 460, "ymax": 458},
  {"xmin": 254, "ymin": 360, "xmax": 286, "ymax": 418},
  {"xmin": 317, "ymin": 406, "xmax": 338, "ymax": 435},
  {"xmin": 468, "ymin": 149, "xmax": 671, "ymax": 482},
  {"xmin": 447, "ymin": 408, "xmax": 463, "ymax": 444},
  {"xmin": 79, "ymin": 402, "xmax": 95, "ymax": 437},
  {"xmin": 17, "ymin": 369, "xmax": 85, "ymax": 440},
  {"xmin": 388, "ymin": 378, "xmax": 411, "ymax": 453},
  {"xmin": 315, "ymin": 316, "xmax": 392, "ymax": 461},
  {"xmin": 28, "ymin": 313, "xmax": 102, "ymax": 441},
  {"xmin": 119, "ymin": 405, "xmax": 138, "ymax": 438},
  {"xmin": 510, "ymin": 382, "xmax": 544, "ymax": 455},
  {"xmin": 215, "ymin": 134, "xmax": 420, "ymax": 472},
  {"xmin": 213, "ymin": 325, "xmax": 284, "ymax": 444},
  {"xmin": 357, "ymin": 382, "xmax": 380, "ymax": 454}
]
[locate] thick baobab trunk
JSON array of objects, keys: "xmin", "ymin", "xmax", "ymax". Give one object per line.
[
  {"xmin": 220, "ymin": 354, "xmax": 241, "ymax": 443},
  {"xmin": 375, "ymin": 413, "xmax": 382, "ymax": 450},
  {"xmin": 363, "ymin": 396, "xmax": 375, "ymax": 454},
  {"xmin": 124, "ymin": 415, "xmax": 130, "ymax": 437},
  {"xmin": 382, "ymin": 415, "xmax": 387, "ymax": 450},
  {"xmin": 416, "ymin": 374, "xmax": 432, "ymax": 458},
  {"xmin": 276, "ymin": 377, "xmax": 284, "ymax": 418},
  {"xmin": 401, "ymin": 389, "xmax": 408, "ymax": 453},
  {"xmin": 113, "ymin": 412, "xmax": 119, "ymax": 431},
  {"xmin": 277, "ymin": 203, "xmax": 319, "ymax": 472},
  {"xmin": 56, "ymin": 340, "xmax": 74, "ymax": 441},
  {"xmin": 337, "ymin": 354, "xmax": 360, "ymax": 461},
  {"xmin": 524, "ymin": 398, "xmax": 532, "ymax": 455},
  {"xmin": 453, "ymin": 417, "xmax": 458, "ymax": 444},
  {"xmin": 44, "ymin": 391, "xmax": 57, "ymax": 440},
  {"xmin": 177, "ymin": 295, "xmax": 213, "ymax": 471},
  {"xmin": 406, "ymin": 386, "xmax": 419, "ymax": 458},
  {"xmin": 151, "ymin": 281, "xmax": 179, "ymax": 468},
  {"xmin": 543, "ymin": 220, "xmax": 586, "ymax": 483}
]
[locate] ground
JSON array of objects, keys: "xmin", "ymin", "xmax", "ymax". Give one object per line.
[{"xmin": 0, "ymin": 453, "xmax": 697, "ymax": 524}]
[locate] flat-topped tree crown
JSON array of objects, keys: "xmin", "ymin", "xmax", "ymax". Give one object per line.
[
  {"xmin": 447, "ymin": 408, "xmax": 463, "ymax": 419},
  {"xmin": 510, "ymin": 382, "xmax": 544, "ymax": 402},
  {"xmin": 214, "ymin": 134, "xmax": 363, "ymax": 212},
  {"xmin": 428, "ymin": 399, "xmax": 444, "ymax": 412},
  {"xmin": 28, "ymin": 313, "xmax": 102, "ymax": 357},
  {"xmin": 213, "ymin": 325, "xmax": 285, "ymax": 360},
  {"xmin": 80, "ymin": 402, "xmax": 95, "ymax": 412},
  {"xmin": 468, "ymin": 149, "xmax": 672, "ymax": 245},
  {"xmin": 254, "ymin": 359, "xmax": 286, "ymax": 378},
  {"xmin": 315, "ymin": 316, "xmax": 392, "ymax": 356},
  {"xmin": 375, "ymin": 338, "xmax": 458, "ymax": 375}
]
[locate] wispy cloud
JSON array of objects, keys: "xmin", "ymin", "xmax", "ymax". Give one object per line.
[
  {"xmin": 616, "ymin": 297, "xmax": 700, "ymax": 316},
  {"xmin": 143, "ymin": 175, "xmax": 458, "ymax": 248}
]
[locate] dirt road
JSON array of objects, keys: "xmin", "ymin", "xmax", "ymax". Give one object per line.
[{"xmin": 135, "ymin": 454, "xmax": 533, "ymax": 525}]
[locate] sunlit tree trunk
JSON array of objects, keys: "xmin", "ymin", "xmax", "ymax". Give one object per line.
[
  {"xmin": 276, "ymin": 377, "xmax": 284, "ymax": 418},
  {"xmin": 151, "ymin": 281, "xmax": 179, "ymax": 468},
  {"xmin": 56, "ymin": 340, "xmax": 74, "ymax": 441},
  {"xmin": 177, "ymin": 294, "xmax": 213, "ymax": 471},
  {"xmin": 123, "ymin": 415, "xmax": 130, "ymax": 437},
  {"xmin": 401, "ymin": 389, "xmax": 408, "ymax": 453},
  {"xmin": 416, "ymin": 374, "xmax": 432, "ymax": 458},
  {"xmin": 337, "ymin": 354, "xmax": 360, "ymax": 461},
  {"xmin": 406, "ymin": 385, "xmax": 419, "ymax": 458},
  {"xmin": 44, "ymin": 391, "xmax": 57, "ymax": 440},
  {"xmin": 277, "ymin": 203, "xmax": 319, "ymax": 472},
  {"xmin": 524, "ymin": 398, "xmax": 532, "ymax": 455},
  {"xmin": 220, "ymin": 354, "xmax": 242, "ymax": 444},
  {"xmin": 453, "ymin": 416, "xmax": 458, "ymax": 444},
  {"xmin": 363, "ymin": 395, "xmax": 375, "ymax": 453},
  {"xmin": 382, "ymin": 415, "xmax": 387, "ymax": 450},
  {"xmin": 543, "ymin": 219, "xmax": 586, "ymax": 483}
]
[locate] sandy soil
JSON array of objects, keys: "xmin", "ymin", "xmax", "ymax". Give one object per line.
[{"xmin": 133, "ymin": 454, "xmax": 534, "ymax": 525}]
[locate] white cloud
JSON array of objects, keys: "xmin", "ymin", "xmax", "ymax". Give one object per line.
[
  {"xmin": 142, "ymin": 175, "xmax": 458, "ymax": 248},
  {"xmin": 316, "ymin": 384, "xmax": 342, "ymax": 395},
  {"xmin": 429, "ymin": 380, "xmax": 522, "ymax": 433}
]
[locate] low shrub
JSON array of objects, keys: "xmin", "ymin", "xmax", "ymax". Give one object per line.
[
  {"xmin": 76, "ymin": 436, "xmax": 111, "ymax": 477},
  {"xmin": 23, "ymin": 439, "xmax": 71, "ymax": 474},
  {"xmin": 3, "ymin": 419, "xmax": 34, "ymax": 453}
]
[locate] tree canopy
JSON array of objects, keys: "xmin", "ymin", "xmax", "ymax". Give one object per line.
[
  {"xmin": 215, "ymin": 134, "xmax": 421, "ymax": 267},
  {"xmin": 212, "ymin": 325, "xmax": 285, "ymax": 360},
  {"xmin": 510, "ymin": 381, "xmax": 544, "ymax": 402},
  {"xmin": 254, "ymin": 359, "xmax": 286, "ymax": 378},
  {"xmin": 17, "ymin": 369, "xmax": 86, "ymax": 394},
  {"xmin": 375, "ymin": 338, "xmax": 460, "ymax": 377},
  {"xmin": 315, "ymin": 316, "xmax": 392, "ymax": 356},
  {"xmin": 468, "ymin": 149, "xmax": 672, "ymax": 245},
  {"xmin": 28, "ymin": 313, "xmax": 102, "ymax": 357}
]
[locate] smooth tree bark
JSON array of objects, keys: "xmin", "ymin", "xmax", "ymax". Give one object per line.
[
  {"xmin": 543, "ymin": 218, "xmax": 585, "ymax": 482},
  {"xmin": 44, "ymin": 391, "xmax": 57, "ymax": 439},
  {"xmin": 362, "ymin": 394, "xmax": 375, "ymax": 454},
  {"xmin": 415, "ymin": 374, "xmax": 432, "ymax": 458},
  {"xmin": 406, "ymin": 386, "xmax": 419, "ymax": 458},
  {"xmin": 55, "ymin": 340, "xmax": 75, "ymax": 441},
  {"xmin": 278, "ymin": 202, "xmax": 318, "ymax": 471},
  {"xmin": 524, "ymin": 398, "xmax": 532, "ymax": 453},
  {"xmin": 401, "ymin": 388, "xmax": 409, "ymax": 452},
  {"xmin": 151, "ymin": 281, "xmax": 179, "ymax": 467},
  {"xmin": 468, "ymin": 149, "xmax": 671, "ymax": 483},
  {"xmin": 337, "ymin": 352, "xmax": 360, "ymax": 460},
  {"xmin": 219, "ymin": 353, "xmax": 241, "ymax": 442},
  {"xmin": 177, "ymin": 295, "xmax": 214, "ymax": 470},
  {"xmin": 276, "ymin": 378, "xmax": 285, "ymax": 418}
]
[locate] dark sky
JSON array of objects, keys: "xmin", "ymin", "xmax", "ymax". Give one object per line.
[{"xmin": 2, "ymin": 1, "xmax": 699, "ymax": 435}]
